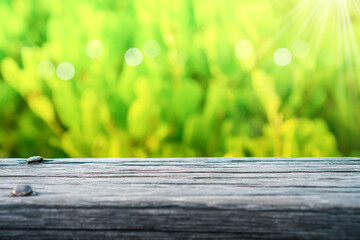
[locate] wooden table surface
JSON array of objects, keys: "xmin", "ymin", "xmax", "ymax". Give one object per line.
[{"xmin": 0, "ymin": 157, "xmax": 360, "ymax": 239}]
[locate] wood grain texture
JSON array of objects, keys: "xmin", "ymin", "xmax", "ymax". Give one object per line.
[{"xmin": 0, "ymin": 157, "xmax": 360, "ymax": 239}]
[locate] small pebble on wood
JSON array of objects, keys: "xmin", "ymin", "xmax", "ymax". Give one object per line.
[
  {"xmin": 11, "ymin": 185, "xmax": 33, "ymax": 197},
  {"xmin": 27, "ymin": 156, "xmax": 44, "ymax": 164}
]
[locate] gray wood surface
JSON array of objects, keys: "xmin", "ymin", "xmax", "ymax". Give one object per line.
[{"xmin": 0, "ymin": 157, "xmax": 360, "ymax": 239}]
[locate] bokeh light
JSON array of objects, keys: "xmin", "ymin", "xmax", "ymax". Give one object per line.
[
  {"xmin": 85, "ymin": 40, "xmax": 104, "ymax": 59},
  {"xmin": 273, "ymin": 48, "xmax": 292, "ymax": 67},
  {"xmin": 292, "ymin": 40, "xmax": 310, "ymax": 58},
  {"xmin": 235, "ymin": 40, "xmax": 253, "ymax": 59},
  {"xmin": 37, "ymin": 61, "xmax": 55, "ymax": 79},
  {"xmin": 56, "ymin": 62, "xmax": 75, "ymax": 80},
  {"xmin": 143, "ymin": 40, "xmax": 161, "ymax": 58},
  {"xmin": 124, "ymin": 48, "xmax": 143, "ymax": 66}
]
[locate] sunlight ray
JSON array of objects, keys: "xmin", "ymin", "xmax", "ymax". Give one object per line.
[
  {"xmin": 271, "ymin": 0, "xmax": 313, "ymax": 30},
  {"xmin": 343, "ymin": 0, "xmax": 360, "ymax": 84},
  {"xmin": 290, "ymin": 0, "xmax": 324, "ymax": 42},
  {"xmin": 311, "ymin": 0, "xmax": 332, "ymax": 55},
  {"xmin": 350, "ymin": 0, "xmax": 360, "ymax": 15},
  {"xmin": 258, "ymin": 0, "xmax": 315, "ymax": 57}
]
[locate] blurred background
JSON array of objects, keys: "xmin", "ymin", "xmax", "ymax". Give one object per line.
[{"xmin": 1, "ymin": 0, "xmax": 360, "ymax": 158}]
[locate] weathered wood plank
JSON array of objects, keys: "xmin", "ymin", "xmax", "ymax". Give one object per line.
[{"xmin": 0, "ymin": 157, "xmax": 360, "ymax": 239}]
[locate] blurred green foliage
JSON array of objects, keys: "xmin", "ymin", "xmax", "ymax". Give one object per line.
[{"xmin": 0, "ymin": 0, "xmax": 359, "ymax": 158}]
